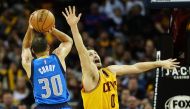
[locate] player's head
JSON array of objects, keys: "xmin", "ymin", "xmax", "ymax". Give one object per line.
[
  {"xmin": 31, "ymin": 32, "xmax": 49, "ymax": 57},
  {"xmin": 87, "ymin": 48, "xmax": 102, "ymax": 69}
]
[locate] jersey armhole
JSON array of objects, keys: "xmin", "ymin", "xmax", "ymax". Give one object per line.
[
  {"xmin": 51, "ymin": 54, "xmax": 66, "ymax": 75},
  {"xmin": 82, "ymin": 80, "xmax": 85, "ymax": 92},
  {"xmin": 30, "ymin": 60, "xmax": 34, "ymax": 84},
  {"xmin": 82, "ymin": 72, "xmax": 101, "ymax": 94}
]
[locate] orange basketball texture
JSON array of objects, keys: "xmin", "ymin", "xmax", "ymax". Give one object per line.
[{"xmin": 30, "ymin": 9, "xmax": 55, "ymax": 32}]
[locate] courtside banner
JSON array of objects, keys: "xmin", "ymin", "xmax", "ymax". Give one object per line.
[{"xmin": 153, "ymin": 51, "xmax": 190, "ymax": 109}]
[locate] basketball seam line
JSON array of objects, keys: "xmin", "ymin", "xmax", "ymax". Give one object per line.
[
  {"xmin": 41, "ymin": 11, "xmax": 49, "ymax": 32},
  {"xmin": 37, "ymin": 11, "xmax": 41, "ymax": 32},
  {"xmin": 43, "ymin": 17, "xmax": 55, "ymax": 30},
  {"xmin": 30, "ymin": 14, "xmax": 34, "ymax": 28},
  {"xmin": 31, "ymin": 13, "xmax": 38, "ymax": 31}
]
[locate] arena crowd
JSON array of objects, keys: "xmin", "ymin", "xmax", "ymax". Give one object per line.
[{"xmin": 0, "ymin": 0, "xmax": 171, "ymax": 109}]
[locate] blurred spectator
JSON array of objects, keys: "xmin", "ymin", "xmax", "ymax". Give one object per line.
[
  {"xmin": 146, "ymin": 90, "xmax": 154, "ymax": 106},
  {"xmin": 87, "ymin": 37, "xmax": 96, "ymax": 48},
  {"xmin": 68, "ymin": 76, "xmax": 80, "ymax": 100},
  {"xmin": 103, "ymin": 56, "xmax": 115, "ymax": 67},
  {"xmin": 120, "ymin": 88, "xmax": 130, "ymax": 109},
  {"xmin": 67, "ymin": 69, "xmax": 81, "ymax": 103},
  {"xmin": 114, "ymin": 43, "xmax": 125, "ymax": 64},
  {"xmin": 13, "ymin": 77, "xmax": 29, "ymax": 104},
  {"xmin": 84, "ymin": 2, "xmax": 109, "ymax": 35},
  {"xmin": 125, "ymin": 0, "xmax": 145, "ymax": 16},
  {"xmin": 0, "ymin": 82, "xmax": 2, "ymax": 102},
  {"xmin": 102, "ymin": 0, "xmax": 124, "ymax": 18},
  {"xmin": 144, "ymin": 39, "xmax": 156, "ymax": 61},
  {"xmin": 18, "ymin": 103, "xmax": 27, "ymax": 109},
  {"xmin": 30, "ymin": 104, "xmax": 37, "ymax": 109},
  {"xmin": 0, "ymin": 40, "xmax": 6, "ymax": 66},
  {"xmin": 144, "ymin": 103, "xmax": 153, "ymax": 109},
  {"xmin": 0, "ymin": 90, "xmax": 17, "ymax": 109},
  {"xmin": 97, "ymin": 31, "xmax": 112, "ymax": 48},
  {"xmin": 111, "ymin": 7, "xmax": 124, "ymax": 34},
  {"xmin": 3, "ymin": 62, "xmax": 24, "ymax": 91},
  {"xmin": 121, "ymin": 51, "xmax": 136, "ymax": 65},
  {"xmin": 127, "ymin": 96, "xmax": 140, "ymax": 109},
  {"xmin": 153, "ymin": 9, "xmax": 170, "ymax": 34},
  {"xmin": 128, "ymin": 77, "xmax": 145, "ymax": 100},
  {"xmin": 0, "ymin": 9, "xmax": 18, "ymax": 38}
]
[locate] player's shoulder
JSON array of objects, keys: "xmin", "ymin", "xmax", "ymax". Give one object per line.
[
  {"xmin": 101, "ymin": 66, "xmax": 116, "ymax": 76},
  {"xmin": 52, "ymin": 51, "xmax": 65, "ymax": 61},
  {"xmin": 106, "ymin": 66, "xmax": 115, "ymax": 73},
  {"xmin": 50, "ymin": 53, "xmax": 60, "ymax": 60}
]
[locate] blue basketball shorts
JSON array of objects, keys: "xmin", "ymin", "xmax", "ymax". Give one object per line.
[{"xmin": 35, "ymin": 102, "xmax": 72, "ymax": 109}]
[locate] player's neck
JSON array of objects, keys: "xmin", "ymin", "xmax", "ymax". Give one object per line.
[{"xmin": 36, "ymin": 52, "xmax": 49, "ymax": 58}]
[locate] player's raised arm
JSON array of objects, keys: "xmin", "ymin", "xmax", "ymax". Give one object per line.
[
  {"xmin": 108, "ymin": 59, "xmax": 180, "ymax": 76},
  {"xmin": 62, "ymin": 6, "xmax": 99, "ymax": 91},
  {"xmin": 21, "ymin": 14, "xmax": 34, "ymax": 78},
  {"xmin": 51, "ymin": 27, "xmax": 73, "ymax": 60}
]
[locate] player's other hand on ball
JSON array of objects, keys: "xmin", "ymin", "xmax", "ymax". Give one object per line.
[
  {"xmin": 62, "ymin": 6, "xmax": 82, "ymax": 26},
  {"xmin": 48, "ymin": 25, "xmax": 55, "ymax": 33},
  {"xmin": 159, "ymin": 59, "xmax": 180, "ymax": 69}
]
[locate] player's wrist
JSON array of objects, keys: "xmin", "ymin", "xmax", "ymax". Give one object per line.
[
  {"xmin": 69, "ymin": 23, "xmax": 78, "ymax": 27},
  {"xmin": 48, "ymin": 28, "xmax": 56, "ymax": 34},
  {"xmin": 155, "ymin": 60, "xmax": 163, "ymax": 67},
  {"xmin": 27, "ymin": 27, "xmax": 33, "ymax": 33}
]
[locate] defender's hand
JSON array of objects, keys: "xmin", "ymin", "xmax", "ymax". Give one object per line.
[
  {"xmin": 159, "ymin": 59, "xmax": 180, "ymax": 69},
  {"xmin": 62, "ymin": 6, "xmax": 82, "ymax": 26}
]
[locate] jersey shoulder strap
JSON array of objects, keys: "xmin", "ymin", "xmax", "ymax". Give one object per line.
[
  {"xmin": 51, "ymin": 54, "xmax": 66, "ymax": 75},
  {"xmin": 101, "ymin": 67, "xmax": 115, "ymax": 77}
]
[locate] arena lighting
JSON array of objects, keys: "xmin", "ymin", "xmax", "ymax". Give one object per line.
[
  {"xmin": 145, "ymin": 0, "xmax": 190, "ymax": 8},
  {"xmin": 151, "ymin": 0, "xmax": 190, "ymax": 2}
]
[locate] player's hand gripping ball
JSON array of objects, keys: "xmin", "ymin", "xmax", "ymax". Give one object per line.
[{"xmin": 30, "ymin": 9, "xmax": 55, "ymax": 32}]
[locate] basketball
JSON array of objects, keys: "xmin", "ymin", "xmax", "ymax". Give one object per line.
[{"xmin": 30, "ymin": 9, "xmax": 55, "ymax": 32}]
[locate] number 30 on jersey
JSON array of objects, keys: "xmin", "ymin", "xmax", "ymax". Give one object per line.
[{"xmin": 38, "ymin": 74, "xmax": 63, "ymax": 98}]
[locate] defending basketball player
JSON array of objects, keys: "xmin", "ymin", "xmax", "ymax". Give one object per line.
[
  {"xmin": 63, "ymin": 6, "xmax": 180, "ymax": 109},
  {"xmin": 21, "ymin": 13, "xmax": 72, "ymax": 109}
]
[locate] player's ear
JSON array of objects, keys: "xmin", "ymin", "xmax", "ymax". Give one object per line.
[{"xmin": 47, "ymin": 45, "xmax": 50, "ymax": 51}]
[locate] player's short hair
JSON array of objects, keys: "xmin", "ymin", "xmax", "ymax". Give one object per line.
[{"xmin": 31, "ymin": 31, "xmax": 48, "ymax": 54}]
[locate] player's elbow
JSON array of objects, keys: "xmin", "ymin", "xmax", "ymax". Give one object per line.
[
  {"xmin": 69, "ymin": 38, "xmax": 73, "ymax": 45},
  {"xmin": 130, "ymin": 64, "xmax": 143, "ymax": 74},
  {"xmin": 21, "ymin": 60, "xmax": 26, "ymax": 68}
]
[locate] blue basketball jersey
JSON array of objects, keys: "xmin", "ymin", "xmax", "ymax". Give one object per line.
[{"xmin": 30, "ymin": 54, "xmax": 70, "ymax": 104}]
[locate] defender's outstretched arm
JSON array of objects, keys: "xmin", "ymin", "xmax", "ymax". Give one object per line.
[
  {"xmin": 108, "ymin": 59, "xmax": 180, "ymax": 76},
  {"xmin": 62, "ymin": 6, "xmax": 99, "ymax": 91}
]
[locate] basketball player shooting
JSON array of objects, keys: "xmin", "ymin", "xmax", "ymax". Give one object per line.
[
  {"xmin": 21, "ymin": 13, "xmax": 72, "ymax": 109},
  {"xmin": 62, "ymin": 6, "xmax": 180, "ymax": 109}
]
